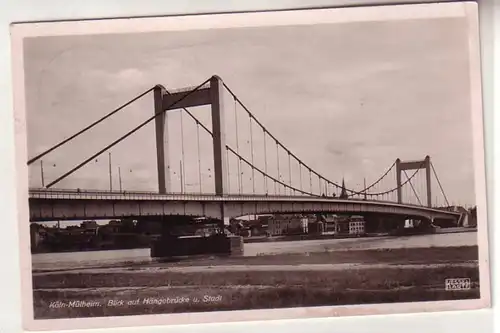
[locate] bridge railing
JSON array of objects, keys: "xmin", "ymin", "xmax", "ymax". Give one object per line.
[{"xmin": 27, "ymin": 188, "xmax": 458, "ymax": 213}]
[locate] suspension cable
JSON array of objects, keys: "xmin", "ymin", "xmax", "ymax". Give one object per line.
[
  {"xmin": 222, "ymin": 82, "xmax": 347, "ymax": 191},
  {"xmin": 28, "ymin": 87, "xmax": 155, "ymax": 165},
  {"xmin": 365, "ymin": 162, "xmax": 424, "ymax": 197},
  {"xmin": 222, "ymin": 81, "xmax": 407, "ymax": 197},
  {"xmin": 430, "ymin": 162, "xmax": 450, "ymax": 206},
  {"xmin": 45, "ymin": 78, "xmax": 211, "ymax": 188},
  {"xmin": 179, "ymin": 106, "xmax": 312, "ymax": 197},
  {"xmin": 347, "ymin": 161, "xmax": 397, "ymax": 197},
  {"xmin": 403, "ymin": 170, "xmax": 422, "ymax": 206},
  {"xmin": 226, "ymin": 146, "xmax": 317, "ymax": 197}
]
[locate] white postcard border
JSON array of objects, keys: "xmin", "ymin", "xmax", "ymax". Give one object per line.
[{"xmin": 10, "ymin": 2, "xmax": 490, "ymax": 331}]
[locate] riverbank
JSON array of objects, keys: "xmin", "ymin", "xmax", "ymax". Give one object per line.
[
  {"xmin": 32, "ymin": 245, "xmax": 479, "ymax": 273},
  {"xmin": 32, "ymin": 245, "xmax": 480, "ymax": 319},
  {"xmin": 243, "ymin": 227, "xmax": 477, "ymax": 243},
  {"xmin": 33, "ymin": 265, "xmax": 479, "ymax": 319}
]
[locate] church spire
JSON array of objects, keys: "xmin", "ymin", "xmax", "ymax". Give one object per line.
[{"xmin": 340, "ymin": 178, "xmax": 348, "ymax": 199}]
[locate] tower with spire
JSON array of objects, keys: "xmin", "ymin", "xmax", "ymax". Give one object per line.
[{"xmin": 339, "ymin": 178, "xmax": 348, "ymax": 199}]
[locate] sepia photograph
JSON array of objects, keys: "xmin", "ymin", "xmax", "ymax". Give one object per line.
[{"xmin": 11, "ymin": 1, "xmax": 490, "ymax": 331}]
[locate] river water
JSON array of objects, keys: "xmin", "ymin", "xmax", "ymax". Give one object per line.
[{"xmin": 32, "ymin": 231, "xmax": 477, "ymax": 271}]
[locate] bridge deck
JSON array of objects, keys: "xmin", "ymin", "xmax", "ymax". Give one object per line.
[{"xmin": 28, "ymin": 189, "xmax": 461, "ymax": 218}]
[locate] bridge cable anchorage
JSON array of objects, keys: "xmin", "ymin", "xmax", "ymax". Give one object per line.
[
  {"xmin": 44, "ymin": 77, "xmax": 212, "ymax": 189},
  {"xmin": 27, "ymin": 87, "xmax": 155, "ymax": 166},
  {"xmin": 430, "ymin": 162, "xmax": 450, "ymax": 207}
]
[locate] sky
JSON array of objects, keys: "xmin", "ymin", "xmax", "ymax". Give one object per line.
[{"xmin": 23, "ymin": 15, "xmax": 478, "ymax": 206}]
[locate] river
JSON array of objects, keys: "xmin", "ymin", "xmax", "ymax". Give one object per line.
[{"xmin": 31, "ymin": 231, "xmax": 477, "ymax": 271}]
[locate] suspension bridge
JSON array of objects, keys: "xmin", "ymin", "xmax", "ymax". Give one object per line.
[{"xmin": 27, "ymin": 75, "xmax": 462, "ymax": 226}]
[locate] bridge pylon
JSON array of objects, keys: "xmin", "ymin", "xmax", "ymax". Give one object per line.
[
  {"xmin": 395, "ymin": 155, "xmax": 432, "ymax": 207},
  {"xmin": 153, "ymin": 85, "xmax": 171, "ymax": 194},
  {"xmin": 153, "ymin": 76, "xmax": 228, "ymax": 196}
]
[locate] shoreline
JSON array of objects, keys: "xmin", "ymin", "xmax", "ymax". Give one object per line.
[
  {"xmin": 31, "ymin": 228, "xmax": 478, "ymax": 254},
  {"xmin": 32, "ymin": 245, "xmax": 479, "ymax": 274},
  {"xmin": 32, "ymin": 244, "xmax": 480, "ymax": 319}
]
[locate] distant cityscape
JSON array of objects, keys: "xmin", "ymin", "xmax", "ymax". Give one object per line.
[{"xmin": 30, "ymin": 205, "xmax": 477, "ymax": 254}]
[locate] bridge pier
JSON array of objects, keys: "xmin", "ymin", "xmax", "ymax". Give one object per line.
[
  {"xmin": 150, "ymin": 215, "xmax": 243, "ymax": 259},
  {"xmin": 413, "ymin": 217, "xmax": 437, "ymax": 232},
  {"xmin": 151, "ymin": 232, "xmax": 243, "ymax": 258}
]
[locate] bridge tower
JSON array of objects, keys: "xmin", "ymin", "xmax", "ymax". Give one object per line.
[
  {"xmin": 395, "ymin": 155, "xmax": 432, "ymax": 207},
  {"xmin": 153, "ymin": 76, "xmax": 228, "ymax": 196}
]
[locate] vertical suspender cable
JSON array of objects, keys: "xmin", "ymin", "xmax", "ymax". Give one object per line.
[
  {"xmin": 226, "ymin": 148, "xmax": 231, "ymax": 194},
  {"xmin": 309, "ymin": 169, "xmax": 312, "ymax": 194},
  {"xmin": 276, "ymin": 142, "xmax": 280, "ymax": 194},
  {"xmin": 419, "ymin": 172, "xmax": 423, "ymax": 205},
  {"xmin": 249, "ymin": 117, "xmax": 255, "ymax": 194},
  {"xmin": 180, "ymin": 111, "xmax": 186, "ymax": 193},
  {"xmin": 288, "ymin": 153, "xmax": 292, "ymax": 195},
  {"xmin": 299, "ymin": 162, "xmax": 303, "ymax": 192},
  {"xmin": 263, "ymin": 130, "xmax": 268, "ymax": 194},
  {"xmin": 234, "ymin": 97, "xmax": 242, "ymax": 194},
  {"xmin": 196, "ymin": 123, "xmax": 202, "ymax": 193}
]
